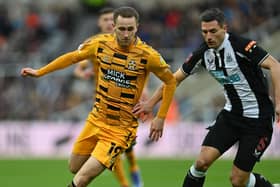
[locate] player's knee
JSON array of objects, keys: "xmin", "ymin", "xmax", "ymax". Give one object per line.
[
  {"xmin": 195, "ymin": 159, "xmax": 210, "ymax": 171},
  {"xmin": 77, "ymin": 175, "xmax": 94, "ymax": 186},
  {"xmin": 230, "ymin": 173, "xmax": 248, "ymax": 187}
]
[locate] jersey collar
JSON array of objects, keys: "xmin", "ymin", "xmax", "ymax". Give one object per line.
[
  {"xmin": 216, "ymin": 33, "xmax": 229, "ymax": 52},
  {"xmin": 113, "ymin": 35, "xmax": 139, "ymax": 52}
]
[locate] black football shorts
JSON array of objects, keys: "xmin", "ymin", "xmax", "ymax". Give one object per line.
[{"xmin": 202, "ymin": 110, "xmax": 273, "ymax": 172}]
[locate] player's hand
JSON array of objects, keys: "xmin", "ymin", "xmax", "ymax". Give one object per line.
[
  {"xmin": 149, "ymin": 117, "xmax": 164, "ymax": 141},
  {"xmin": 20, "ymin": 68, "xmax": 39, "ymax": 77},
  {"xmin": 132, "ymin": 101, "xmax": 153, "ymax": 122}
]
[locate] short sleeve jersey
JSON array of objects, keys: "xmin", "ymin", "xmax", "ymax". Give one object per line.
[{"xmin": 181, "ymin": 33, "xmax": 274, "ymax": 119}]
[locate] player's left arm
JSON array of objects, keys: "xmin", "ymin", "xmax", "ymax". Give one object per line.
[
  {"xmin": 261, "ymin": 55, "xmax": 280, "ymax": 122},
  {"xmin": 146, "ymin": 54, "xmax": 177, "ymax": 141}
]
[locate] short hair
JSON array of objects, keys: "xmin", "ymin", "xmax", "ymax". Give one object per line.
[
  {"xmin": 113, "ymin": 6, "xmax": 139, "ymax": 23},
  {"xmin": 98, "ymin": 7, "xmax": 114, "ymax": 16},
  {"xmin": 200, "ymin": 8, "xmax": 225, "ymax": 27}
]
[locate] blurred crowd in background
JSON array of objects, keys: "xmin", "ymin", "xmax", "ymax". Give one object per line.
[{"xmin": 1, "ymin": 0, "xmax": 280, "ymax": 123}]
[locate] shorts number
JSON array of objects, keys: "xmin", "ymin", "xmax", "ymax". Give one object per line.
[{"xmin": 108, "ymin": 142, "xmax": 122, "ymax": 158}]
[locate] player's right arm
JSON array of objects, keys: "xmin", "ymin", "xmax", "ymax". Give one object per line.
[
  {"xmin": 21, "ymin": 41, "xmax": 97, "ymax": 78},
  {"xmin": 133, "ymin": 48, "xmax": 201, "ymax": 117},
  {"xmin": 132, "ymin": 68, "xmax": 188, "ymax": 116}
]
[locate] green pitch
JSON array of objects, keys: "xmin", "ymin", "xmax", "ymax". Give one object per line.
[{"xmin": 0, "ymin": 158, "xmax": 279, "ymax": 186}]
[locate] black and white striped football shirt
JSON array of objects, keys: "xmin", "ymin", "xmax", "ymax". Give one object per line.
[{"xmin": 181, "ymin": 33, "xmax": 274, "ymax": 119}]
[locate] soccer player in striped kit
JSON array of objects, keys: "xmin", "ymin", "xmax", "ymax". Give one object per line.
[
  {"xmin": 21, "ymin": 6, "xmax": 176, "ymax": 187},
  {"xmin": 133, "ymin": 8, "xmax": 280, "ymax": 187},
  {"xmin": 74, "ymin": 7, "xmax": 143, "ymax": 187}
]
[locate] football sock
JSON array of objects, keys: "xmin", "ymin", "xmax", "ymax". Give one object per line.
[
  {"xmin": 131, "ymin": 170, "xmax": 142, "ymax": 187},
  {"xmin": 125, "ymin": 150, "xmax": 138, "ymax": 172},
  {"xmin": 253, "ymin": 173, "xmax": 273, "ymax": 187},
  {"xmin": 113, "ymin": 157, "xmax": 130, "ymax": 187},
  {"xmin": 125, "ymin": 150, "xmax": 142, "ymax": 187},
  {"xmin": 182, "ymin": 165, "xmax": 206, "ymax": 187},
  {"xmin": 246, "ymin": 173, "xmax": 256, "ymax": 187}
]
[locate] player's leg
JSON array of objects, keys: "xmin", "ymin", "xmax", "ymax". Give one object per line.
[
  {"xmin": 67, "ymin": 119, "xmax": 100, "ymax": 186},
  {"xmin": 230, "ymin": 117, "xmax": 273, "ymax": 187},
  {"xmin": 183, "ymin": 110, "xmax": 238, "ymax": 187},
  {"xmin": 113, "ymin": 156, "xmax": 130, "ymax": 187},
  {"xmin": 69, "ymin": 138, "xmax": 126, "ymax": 187},
  {"xmin": 125, "ymin": 145, "xmax": 143, "ymax": 187},
  {"xmin": 182, "ymin": 146, "xmax": 220, "ymax": 187},
  {"xmin": 68, "ymin": 154, "xmax": 90, "ymax": 174},
  {"xmin": 71, "ymin": 156, "xmax": 106, "ymax": 187},
  {"xmin": 68, "ymin": 120, "xmax": 98, "ymax": 174}
]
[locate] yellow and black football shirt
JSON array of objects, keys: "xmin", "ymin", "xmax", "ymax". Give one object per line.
[{"xmin": 37, "ymin": 33, "xmax": 176, "ymax": 127}]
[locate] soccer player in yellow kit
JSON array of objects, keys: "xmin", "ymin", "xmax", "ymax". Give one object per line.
[
  {"xmin": 21, "ymin": 6, "xmax": 176, "ymax": 187},
  {"xmin": 74, "ymin": 7, "xmax": 143, "ymax": 187}
]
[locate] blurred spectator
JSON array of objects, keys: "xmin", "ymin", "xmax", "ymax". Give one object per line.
[
  {"xmin": 80, "ymin": 0, "xmax": 109, "ymax": 13},
  {"xmin": 0, "ymin": 4, "xmax": 13, "ymax": 49},
  {"xmin": 165, "ymin": 99, "xmax": 181, "ymax": 124}
]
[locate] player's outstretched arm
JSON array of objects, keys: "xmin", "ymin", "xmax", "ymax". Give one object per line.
[
  {"xmin": 21, "ymin": 51, "xmax": 91, "ymax": 78},
  {"xmin": 132, "ymin": 68, "xmax": 187, "ymax": 117}
]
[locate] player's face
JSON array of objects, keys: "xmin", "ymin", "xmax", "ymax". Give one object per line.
[
  {"xmin": 98, "ymin": 12, "xmax": 114, "ymax": 33},
  {"xmin": 201, "ymin": 20, "xmax": 226, "ymax": 49},
  {"xmin": 114, "ymin": 16, "xmax": 138, "ymax": 49}
]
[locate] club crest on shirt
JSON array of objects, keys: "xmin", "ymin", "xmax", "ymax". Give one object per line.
[
  {"xmin": 205, "ymin": 51, "xmax": 215, "ymax": 64},
  {"xmin": 226, "ymin": 53, "xmax": 233, "ymax": 63},
  {"xmin": 128, "ymin": 60, "xmax": 137, "ymax": 71},
  {"xmin": 205, "ymin": 50, "xmax": 216, "ymax": 70}
]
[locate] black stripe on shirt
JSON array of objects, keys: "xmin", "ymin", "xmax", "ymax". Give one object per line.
[
  {"xmin": 107, "ymin": 104, "xmax": 120, "ymax": 111},
  {"xmin": 140, "ymin": 59, "xmax": 147, "ymax": 64},
  {"xmin": 97, "ymin": 47, "xmax": 103, "ymax": 53},
  {"xmin": 224, "ymin": 84, "xmax": 243, "ymax": 115},
  {"xmin": 120, "ymin": 93, "xmax": 135, "ymax": 99},
  {"xmin": 99, "ymin": 85, "xmax": 108, "ymax": 92},
  {"xmin": 113, "ymin": 53, "xmax": 127, "ymax": 60}
]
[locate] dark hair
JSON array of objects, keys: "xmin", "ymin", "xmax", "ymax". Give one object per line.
[
  {"xmin": 113, "ymin": 6, "xmax": 139, "ymax": 23},
  {"xmin": 200, "ymin": 8, "xmax": 225, "ymax": 26},
  {"xmin": 98, "ymin": 7, "xmax": 114, "ymax": 16}
]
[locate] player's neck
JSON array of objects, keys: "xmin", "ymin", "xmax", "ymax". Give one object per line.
[{"xmin": 117, "ymin": 37, "xmax": 138, "ymax": 51}]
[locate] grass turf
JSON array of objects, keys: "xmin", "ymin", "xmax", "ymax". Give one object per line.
[{"xmin": 0, "ymin": 158, "xmax": 279, "ymax": 187}]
